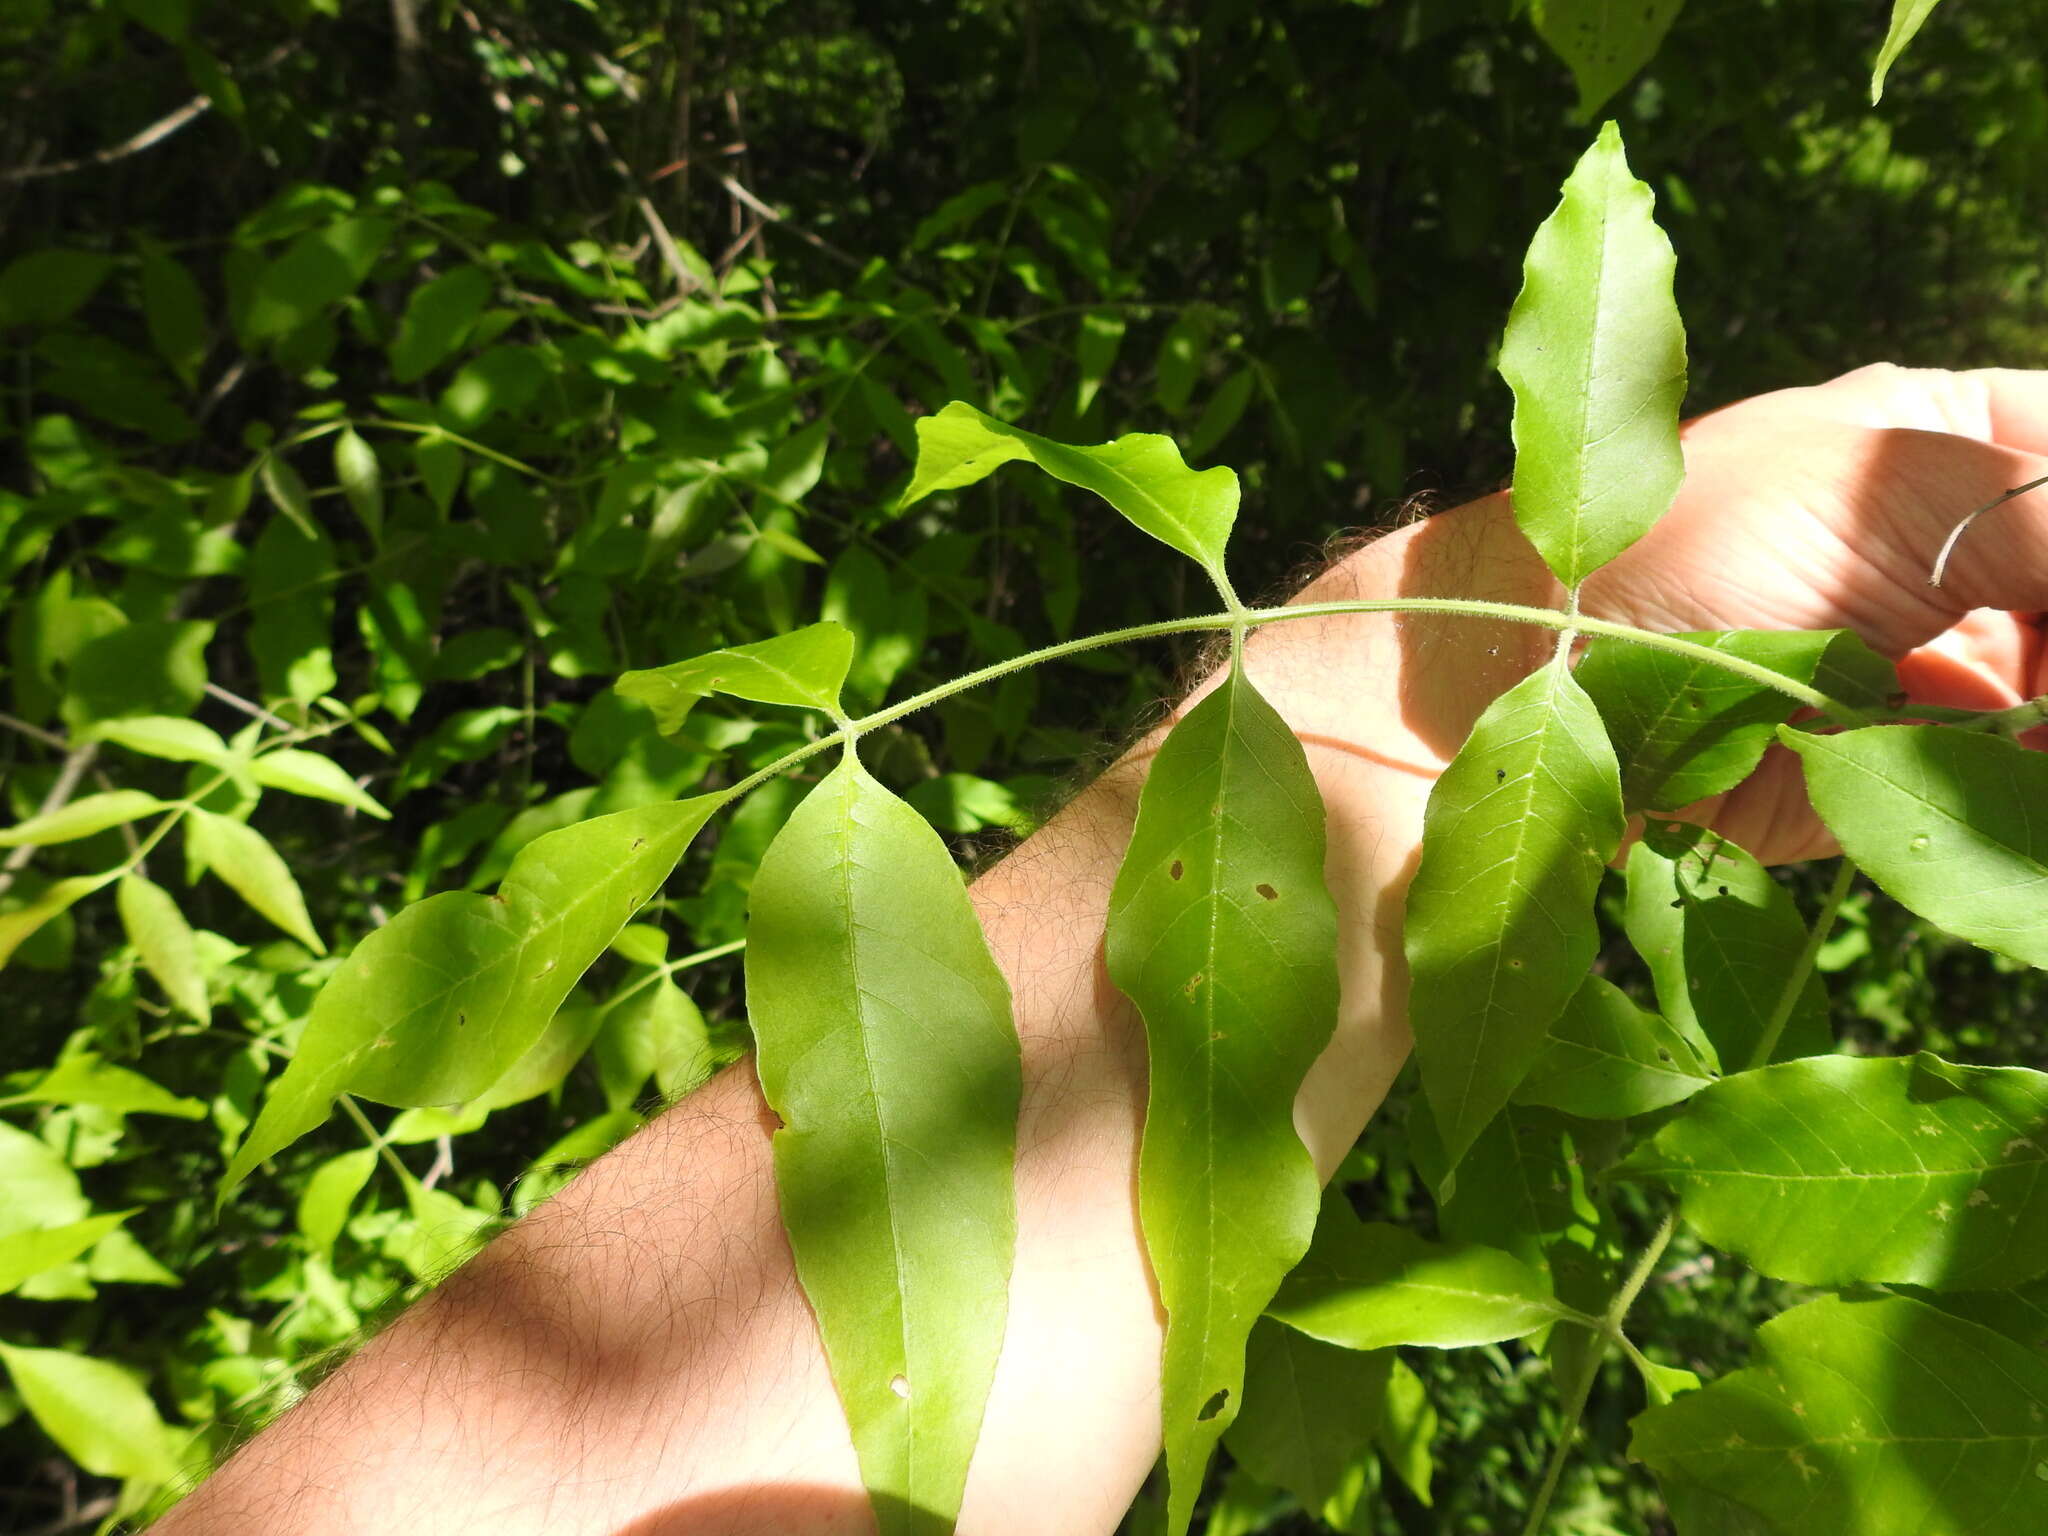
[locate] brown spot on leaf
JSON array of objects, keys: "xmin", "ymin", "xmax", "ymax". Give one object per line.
[
  {"xmin": 1170, "ymin": 860, "xmax": 1184, "ymax": 881},
  {"xmin": 1256, "ymin": 883, "xmax": 1278, "ymax": 901}
]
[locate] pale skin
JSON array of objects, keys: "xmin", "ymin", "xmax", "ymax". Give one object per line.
[{"xmin": 154, "ymin": 365, "xmax": 2048, "ymax": 1535}]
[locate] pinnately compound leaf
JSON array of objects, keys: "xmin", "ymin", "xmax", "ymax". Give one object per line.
[
  {"xmin": 1621, "ymin": 1052, "xmax": 2048, "ymax": 1290},
  {"xmin": 1405, "ymin": 657, "xmax": 1625, "ymax": 1176},
  {"xmin": 1622, "ymin": 822, "xmax": 1832, "ymax": 1071},
  {"xmin": 1270, "ymin": 1207, "xmax": 1573, "ymax": 1353},
  {"xmin": 899, "ymin": 400, "xmax": 1241, "ymax": 600},
  {"xmin": 1783, "ymin": 723, "xmax": 2048, "ymax": 971},
  {"xmin": 746, "ymin": 752, "xmax": 1020, "ymax": 1536},
  {"xmin": 1528, "ymin": 0, "xmax": 1686, "ymax": 120},
  {"xmin": 222, "ymin": 797, "xmax": 719, "ymax": 1200},
  {"xmin": 1499, "ymin": 121, "xmax": 1686, "ymax": 591},
  {"xmin": 1105, "ymin": 661, "xmax": 1340, "ymax": 1536},
  {"xmin": 1631, "ymin": 1294, "xmax": 2048, "ymax": 1535}
]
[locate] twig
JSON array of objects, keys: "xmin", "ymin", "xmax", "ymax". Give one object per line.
[
  {"xmin": 0, "ymin": 41, "xmax": 297, "ymax": 183},
  {"xmin": 204, "ymin": 680, "xmax": 292, "ymax": 733},
  {"xmin": 0, "ymin": 711, "xmax": 68, "ymax": 751},
  {"xmin": 0, "ymin": 743, "xmax": 98, "ymax": 899},
  {"xmin": 20, "ymin": 1493, "xmax": 117, "ymax": 1536},
  {"xmin": 1928, "ymin": 473, "xmax": 2048, "ymax": 587}
]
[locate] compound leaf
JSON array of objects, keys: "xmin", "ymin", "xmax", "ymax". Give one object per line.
[
  {"xmin": 746, "ymin": 753, "xmax": 1019, "ymax": 1536},
  {"xmin": 222, "ymin": 797, "xmax": 719, "ymax": 1199},
  {"xmin": 1783, "ymin": 724, "xmax": 2048, "ymax": 971},
  {"xmin": 1499, "ymin": 121, "xmax": 1686, "ymax": 590},
  {"xmin": 1269, "ymin": 1205, "xmax": 1574, "ymax": 1352},
  {"xmin": 1106, "ymin": 661, "xmax": 1339, "ymax": 1534},
  {"xmin": 1631, "ymin": 1295, "xmax": 2048, "ymax": 1534},
  {"xmin": 1621, "ymin": 1053, "xmax": 2048, "ymax": 1290},
  {"xmin": 900, "ymin": 400, "xmax": 1240, "ymax": 600},
  {"xmin": 1405, "ymin": 657, "xmax": 1624, "ymax": 1175}
]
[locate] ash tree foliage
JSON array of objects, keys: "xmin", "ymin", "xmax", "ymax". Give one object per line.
[{"xmin": 5, "ymin": 0, "xmax": 2048, "ymax": 1533}]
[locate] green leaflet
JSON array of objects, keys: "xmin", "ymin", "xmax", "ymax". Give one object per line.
[
  {"xmin": 1269, "ymin": 1205, "xmax": 1576, "ymax": 1352},
  {"xmin": 0, "ymin": 1212, "xmax": 133, "ymax": 1295},
  {"xmin": 1223, "ymin": 1319, "xmax": 1389, "ymax": 1535},
  {"xmin": 0, "ymin": 789, "xmax": 170, "ymax": 847},
  {"xmin": 0, "ymin": 1341, "xmax": 182, "ymax": 1483},
  {"xmin": 899, "ymin": 400, "xmax": 1241, "ymax": 600},
  {"xmin": 1105, "ymin": 661, "xmax": 1339, "ymax": 1536},
  {"xmin": 221, "ymin": 797, "xmax": 719, "ymax": 1199},
  {"xmin": 118, "ymin": 872, "xmax": 210, "ymax": 1020},
  {"xmin": 186, "ymin": 807, "xmax": 324, "ymax": 954},
  {"xmin": 1405, "ymin": 657, "xmax": 1624, "ymax": 1174},
  {"xmin": 1783, "ymin": 724, "xmax": 2048, "ymax": 971},
  {"xmin": 1631, "ymin": 1295, "xmax": 2048, "ymax": 1534},
  {"xmin": 1872, "ymin": 0, "xmax": 1947, "ymax": 102},
  {"xmin": 1621, "ymin": 1053, "xmax": 2048, "ymax": 1290},
  {"xmin": 1623, "ymin": 824, "xmax": 1832, "ymax": 1071},
  {"xmin": 0, "ymin": 870, "xmax": 119, "ymax": 971},
  {"xmin": 614, "ymin": 620, "xmax": 855, "ymax": 735},
  {"xmin": 746, "ymin": 752, "xmax": 1020, "ymax": 1536},
  {"xmin": 1576, "ymin": 628, "xmax": 1890, "ymax": 813},
  {"xmin": 1499, "ymin": 122, "xmax": 1686, "ymax": 591},
  {"xmin": 0, "ymin": 1052, "xmax": 205, "ymax": 1119},
  {"xmin": 1529, "ymin": 0, "xmax": 1685, "ymax": 120},
  {"xmin": 1376, "ymin": 1358, "xmax": 1437, "ymax": 1508},
  {"xmin": 1514, "ymin": 973, "xmax": 1717, "ymax": 1119}
]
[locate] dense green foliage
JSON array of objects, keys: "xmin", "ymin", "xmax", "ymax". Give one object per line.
[{"xmin": 6, "ymin": 1, "xmax": 2048, "ymax": 1533}]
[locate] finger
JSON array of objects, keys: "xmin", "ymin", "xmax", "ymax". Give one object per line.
[
  {"xmin": 1703, "ymin": 364, "xmax": 2048, "ymax": 458},
  {"xmin": 1896, "ymin": 610, "xmax": 2036, "ymax": 713},
  {"xmin": 1848, "ymin": 427, "xmax": 2048, "ymax": 619}
]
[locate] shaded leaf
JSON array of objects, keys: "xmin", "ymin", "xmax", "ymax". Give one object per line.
[
  {"xmin": 117, "ymin": 873, "xmax": 210, "ymax": 1020},
  {"xmin": 258, "ymin": 452, "xmax": 319, "ymax": 541},
  {"xmin": 1529, "ymin": 0, "xmax": 1686, "ymax": 120},
  {"xmin": 389, "ymin": 264, "xmax": 492, "ymax": 382},
  {"xmin": 1783, "ymin": 723, "xmax": 2048, "ymax": 971},
  {"xmin": 1375, "ymin": 1359, "xmax": 1437, "ymax": 1508},
  {"xmin": 139, "ymin": 244, "xmax": 209, "ymax": 387},
  {"xmin": 1499, "ymin": 121, "xmax": 1686, "ymax": 589},
  {"xmin": 1405, "ymin": 658, "xmax": 1624, "ymax": 1175},
  {"xmin": 1622, "ymin": 823, "xmax": 1832, "ymax": 1070},
  {"xmin": 1621, "ymin": 1052, "xmax": 2048, "ymax": 1290},
  {"xmin": 747, "ymin": 755, "xmax": 1019, "ymax": 1536},
  {"xmin": 62, "ymin": 619, "xmax": 213, "ymax": 727},
  {"xmin": 0, "ymin": 1052, "xmax": 206, "ymax": 1118},
  {"xmin": 1074, "ymin": 308, "xmax": 1126, "ymax": 414},
  {"xmin": 0, "ymin": 251, "xmax": 113, "ymax": 328},
  {"xmin": 1270, "ymin": 1205, "xmax": 1573, "ymax": 1352},
  {"xmin": 1224, "ymin": 1319, "xmax": 1389, "ymax": 1535},
  {"xmin": 1514, "ymin": 973, "xmax": 1716, "ymax": 1118},
  {"xmin": 0, "ymin": 872, "xmax": 119, "ymax": 971},
  {"xmin": 1105, "ymin": 663, "xmax": 1340, "ymax": 1534},
  {"xmin": 333, "ymin": 427, "xmax": 384, "ymax": 542},
  {"xmin": 186, "ymin": 808, "xmax": 324, "ymax": 953},
  {"xmin": 1631, "ymin": 1295, "xmax": 2048, "ymax": 1534}
]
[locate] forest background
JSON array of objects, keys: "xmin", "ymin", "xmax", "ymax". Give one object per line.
[{"xmin": 2, "ymin": 1, "xmax": 2046, "ymax": 1532}]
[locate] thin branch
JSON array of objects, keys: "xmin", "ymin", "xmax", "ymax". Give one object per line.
[
  {"xmin": 204, "ymin": 680, "xmax": 292, "ymax": 733},
  {"xmin": 0, "ymin": 41, "xmax": 297, "ymax": 184},
  {"xmin": 0, "ymin": 743, "xmax": 98, "ymax": 899}
]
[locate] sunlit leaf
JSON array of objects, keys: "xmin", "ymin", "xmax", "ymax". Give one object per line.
[
  {"xmin": 248, "ymin": 748, "xmax": 390, "ymax": 819},
  {"xmin": 185, "ymin": 807, "xmax": 324, "ymax": 954},
  {"xmin": 1074, "ymin": 308, "xmax": 1126, "ymax": 414},
  {"xmin": 1783, "ymin": 723, "xmax": 2048, "ymax": 971},
  {"xmin": 297, "ymin": 1147, "xmax": 378, "ymax": 1264},
  {"xmin": 0, "ymin": 1051, "xmax": 206, "ymax": 1118},
  {"xmin": 1631, "ymin": 1295, "xmax": 2048, "ymax": 1534},
  {"xmin": 1499, "ymin": 121, "xmax": 1685, "ymax": 589},
  {"xmin": 117, "ymin": 873, "xmax": 210, "ymax": 1020},
  {"xmin": 1871, "ymin": 0, "xmax": 1947, "ymax": 102},
  {"xmin": 1375, "ymin": 1358, "xmax": 1437, "ymax": 1508},
  {"xmin": 0, "ymin": 1341, "xmax": 180, "ymax": 1482},
  {"xmin": 257, "ymin": 452, "xmax": 320, "ymax": 541},
  {"xmin": 1224, "ymin": 1319, "xmax": 1388, "ymax": 1535},
  {"xmin": 615, "ymin": 621, "xmax": 854, "ymax": 736},
  {"xmin": 1405, "ymin": 657, "xmax": 1624, "ymax": 1175},
  {"xmin": 1514, "ymin": 973, "xmax": 1716, "ymax": 1118},
  {"xmin": 900, "ymin": 400, "xmax": 1240, "ymax": 599},
  {"xmin": 0, "ymin": 790, "xmax": 170, "ymax": 848},
  {"xmin": 747, "ymin": 754, "xmax": 1019, "ymax": 1536},
  {"xmin": 0, "ymin": 871, "xmax": 118, "ymax": 970},
  {"xmin": 1622, "ymin": 1052, "xmax": 2048, "ymax": 1290},
  {"xmin": 1622, "ymin": 823, "xmax": 1831, "ymax": 1071},
  {"xmin": 0, "ymin": 1213, "xmax": 134, "ymax": 1296},
  {"xmin": 1106, "ymin": 662, "xmax": 1340, "ymax": 1534},
  {"xmin": 1271, "ymin": 1204, "xmax": 1574, "ymax": 1353},
  {"xmin": 333, "ymin": 427, "xmax": 384, "ymax": 542},
  {"xmin": 222, "ymin": 797, "xmax": 718, "ymax": 1198}
]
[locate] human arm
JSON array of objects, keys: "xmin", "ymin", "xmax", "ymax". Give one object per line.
[{"xmin": 151, "ymin": 365, "xmax": 2048, "ymax": 1536}]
